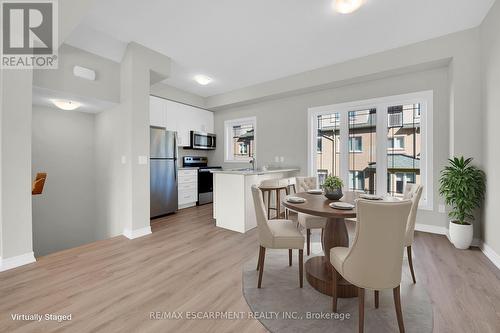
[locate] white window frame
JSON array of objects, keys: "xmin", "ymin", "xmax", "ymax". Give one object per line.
[
  {"xmin": 307, "ymin": 91, "xmax": 433, "ymax": 210},
  {"xmin": 224, "ymin": 117, "xmax": 257, "ymax": 163}
]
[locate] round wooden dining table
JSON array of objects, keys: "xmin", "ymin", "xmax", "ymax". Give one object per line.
[{"xmin": 282, "ymin": 191, "xmax": 359, "ymax": 298}]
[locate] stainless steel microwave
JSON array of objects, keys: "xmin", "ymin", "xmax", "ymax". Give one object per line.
[{"xmin": 190, "ymin": 131, "xmax": 216, "ymax": 150}]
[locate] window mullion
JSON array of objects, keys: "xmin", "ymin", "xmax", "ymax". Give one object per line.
[
  {"xmin": 340, "ymin": 111, "xmax": 349, "ymax": 188},
  {"xmin": 376, "ymin": 104, "xmax": 388, "ymax": 196}
]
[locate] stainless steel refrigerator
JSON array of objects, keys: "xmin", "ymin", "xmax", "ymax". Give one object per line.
[{"xmin": 150, "ymin": 127, "xmax": 178, "ymax": 218}]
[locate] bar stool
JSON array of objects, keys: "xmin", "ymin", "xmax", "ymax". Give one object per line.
[{"xmin": 259, "ymin": 178, "xmax": 290, "ymax": 220}]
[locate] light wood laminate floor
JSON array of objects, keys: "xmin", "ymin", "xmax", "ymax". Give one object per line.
[{"xmin": 0, "ymin": 204, "xmax": 499, "ymax": 332}]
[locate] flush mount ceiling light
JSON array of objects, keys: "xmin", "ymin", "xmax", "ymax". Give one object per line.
[
  {"xmin": 194, "ymin": 75, "xmax": 213, "ymax": 85},
  {"xmin": 334, "ymin": 0, "xmax": 364, "ymax": 14},
  {"xmin": 51, "ymin": 99, "xmax": 82, "ymax": 111}
]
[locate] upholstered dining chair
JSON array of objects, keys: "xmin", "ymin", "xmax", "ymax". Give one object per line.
[
  {"xmin": 403, "ymin": 183, "xmax": 423, "ymax": 284},
  {"xmin": 251, "ymin": 185, "xmax": 305, "ymax": 288},
  {"xmin": 295, "ymin": 177, "xmax": 327, "ymax": 255},
  {"xmin": 330, "ymin": 199, "xmax": 412, "ymax": 333}
]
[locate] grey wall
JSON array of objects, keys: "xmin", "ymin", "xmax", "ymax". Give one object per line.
[
  {"xmin": 32, "ymin": 106, "xmax": 97, "ymax": 256},
  {"xmin": 210, "ymin": 67, "xmax": 450, "ymax": 230},
  {"xmin": 481, "ymin": 0, "xmax": 500, "ymax": 255}
]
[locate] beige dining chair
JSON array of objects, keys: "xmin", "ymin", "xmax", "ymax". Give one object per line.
[
  {"xmin": 296, "ymin": 177, "xmax": 327, "ymax": 255},
  {"xmin": 403, "ymin": 183, "xmax": 423, "ymax": 284},
  {"xmin": 251, "ymin": 185, "xmax": 305, "ymax": 288},
  {"xmin": 330, "ymin": 199, "xmax": 412, "ymax": 333}
]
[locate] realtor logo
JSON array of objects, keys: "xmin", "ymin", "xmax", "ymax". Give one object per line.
[{"xmin": 1, "ymin": 0, "xmax": 58, "ymax": 68}]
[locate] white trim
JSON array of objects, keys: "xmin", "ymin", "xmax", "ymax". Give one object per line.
[
  {"xmin": 178, "ymin": 202, "xmax": 197, "ymax": 210},
  {"xmin": 480, "ymin": 242, "xmax": 500, "ymax": 270},
  {"xmin": 224, "ymin": 116, "xmax": 257, "ymax": 163},
  {"xmin": 0, "ymin": 252, "xmax": 36, "ymax": 272},
  {"xmin": 415, "ymin": 223, "xmax": 448, "ymax": 235},
  {"xmin": 307, "ymin": 90, "xmax": 433, "ymax": 210},
  {"xmin": 123, "ymin": 226, "xmax": 152, "ymax": 239}
]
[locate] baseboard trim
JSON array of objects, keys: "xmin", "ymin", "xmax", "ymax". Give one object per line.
[
  {"xmin": 0, "ymin": 252, "xmax": 36, "ymax": 272},
  {"xmin": 123, "ymin": 226, "xmax": 152, "ymax": 240},
  {"xmin": 415, "ymin": 224, "xmax": 499, "ymax": 270},
  {"xmin": 415, "ymin": 223, "xmax": 448, "ymax": 235},
  {"xmin": 480, "ymin": 242, "xmax": 500, "ymax": 270}
]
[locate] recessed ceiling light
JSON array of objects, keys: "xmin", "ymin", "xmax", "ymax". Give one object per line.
[
  {"xmin": 334, "ymin": 0, "xmax": 364, "ymax": 14},
  {"xmin": 194, "ymin": 75, "xmax": 212, "ymax": 85},
  {"xmin": 51, "ymin": 99, "xmax": 82, "ymax": 111}
]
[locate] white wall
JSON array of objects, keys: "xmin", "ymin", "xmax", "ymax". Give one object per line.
[
  {"xmin": 34, "ymin": 44, "xmax": 120, "ymax": 104},
  {"xmin": 32, "ymin": 106, "xmax": 98, "ymax": 256},
  {"xmin": 210, "ymin": 67, "xmax": 450, "ymax": 231},
  {"xmin": 151, "ymin": 83, "xmax": 206, "ymax": 109},
  {"xmin": 481, "ymin": 0, "xmax": 500, "ymax": 256},
  {"xmin": 0, "ymin": 69, "xmax": 34, "ymax": 265},
  {"xmin": 94, "ymin": 105, "xmax": 128, "ymax": 238}
]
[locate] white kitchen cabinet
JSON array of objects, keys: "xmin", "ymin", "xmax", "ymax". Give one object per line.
[
  {"xmin": 150, "ymin": 95, "xmax": 214, "ymax": 147},
  {"xmin": 178, "ymin": 169, "xmax": 198, "ymax": 209},
  {"xmin": 149, "ymin": 96, "xmax": 166, "ymax": 127}
]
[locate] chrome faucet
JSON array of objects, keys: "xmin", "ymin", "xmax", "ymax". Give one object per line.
[{"xmin": 249, "ymin": 155, "xmax": 256, "ymax": 171}]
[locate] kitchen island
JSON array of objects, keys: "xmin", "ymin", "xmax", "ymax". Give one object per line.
[{"xmin": 212, "ymin": 168, "xmax": 300, "ymax": 233}]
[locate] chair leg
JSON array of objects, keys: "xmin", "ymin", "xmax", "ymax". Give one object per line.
[
  {"xmin": 306, "ymin": 229, "xmax": 311, "ymax": 256},
  {"xmin": 299, "ymin": 249, "xmax": 304, "ymax": 288},
  {"xmin": 257, "ymin": 246, "xmax": 266, "ymax": 288},
  {"xmin": 407, "ymin": 246, "xmax": 416, "ymax": 284},
  {"xmin": 276, "ymin": 190, "xmax": 281, "ymax": 219},
  {"xmin": 267, "ymin": 191, "xmax": 271, "ymax": 220},
  {"xmin": 358, "ymin": 287, "xmax": 365, "ymax": 333},
  {"xmin": 393, "ymin": 286, "xmax": 405, "ymax": 333},
  {"xmin": 321, "ymin": 228, "xmax": 324, "ymax": 252},
  {"xmin": 256, "ymin": 246, "xmax": 262, "ymax": 271},
  {"xmin": 332, "ymin": 267, "xmax": 338, "ymax": 312},
  {"xmin": 289, "ymin": 249, "xmax": 292, "ymax": 266},
  {"xmin": 374, "ymin": 290, "xmax": 379, "ymax": 309}
]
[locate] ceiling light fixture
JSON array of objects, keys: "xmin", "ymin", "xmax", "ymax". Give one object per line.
[
  {"xmin": 334, "ymin": 0, "xmax": 364, "ymax": 14},
  {"xmin": 51, "ymin": 99, "xmax": 82, "ymax": 111},
  {"xmin": 194, "ymin": 75, "xmax": 213, "ymax": 85}
]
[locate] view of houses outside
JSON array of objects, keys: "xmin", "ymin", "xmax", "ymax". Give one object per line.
[
  {"xmin": 231, "ymin": 124, "xmax": 255, "ymax": 160},
  {"xmin": 316, "ymin": 104, "xmax": 421, "ymax": 196}
]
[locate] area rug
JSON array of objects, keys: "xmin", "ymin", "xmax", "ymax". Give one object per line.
[{"xmin": 242, "ymin": 240, "xmax": 433, "ymax": 333}]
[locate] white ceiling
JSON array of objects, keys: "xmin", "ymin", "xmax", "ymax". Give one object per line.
[{"xmin": 65, "ymin": 0, "xmax": 495, "ymax": 97}]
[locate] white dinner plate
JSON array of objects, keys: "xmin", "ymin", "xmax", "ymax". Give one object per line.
[
  {"xmin": 359, "ymin": 194, "xmax": 383, "ymax": 200},
  {"xmin": 286, "ymin": 196, "xmax": 306, "ymax": 203},
  {"xmin": 307, "ymin": 189, "xmax": 323, "ymax": 195},
  {"xmin": 329, "ymin": 202, "xmax": 355, "ymax": 210}
]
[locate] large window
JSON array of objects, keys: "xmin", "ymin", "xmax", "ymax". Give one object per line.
[
  {"xmin": 308, "ymin": 91, "xmax": 433, "ymax": 209},
  {"xmin": 224, "ymin": 117, "xmax": 256, "ymax": 162},
  {"xmin": 316, "ymin": 112, "xmax": 340, "ymax": 185}
]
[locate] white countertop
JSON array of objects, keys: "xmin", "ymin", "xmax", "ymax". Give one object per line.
[{"xmin": 211, "ymin": 168, "xmax": 300, "ymax": 175}]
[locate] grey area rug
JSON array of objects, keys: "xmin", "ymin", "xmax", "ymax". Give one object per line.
[{"xmin": 242, "ymin": 238, "xmax": 433, "ymax": 333}]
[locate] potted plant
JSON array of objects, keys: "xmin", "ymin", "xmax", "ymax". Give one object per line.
[
  {"xmin": 439, "ymin": 157, "xmax": 486, "ymax": 249},
  {"xmin": 322, "ymin": 175, "xmax": 344, "ymax": 200}
]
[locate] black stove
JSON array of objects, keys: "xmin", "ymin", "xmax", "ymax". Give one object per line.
[{"xmin": 182, "ymin": 156, "xmax": 222, "ymax": 205}]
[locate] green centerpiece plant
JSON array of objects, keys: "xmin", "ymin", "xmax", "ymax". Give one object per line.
[{"xmin": 322, "ymin": 175, "xmax": 344, "ymax": 200}]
